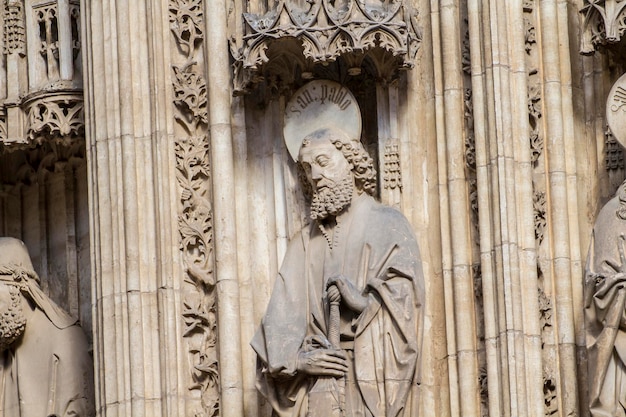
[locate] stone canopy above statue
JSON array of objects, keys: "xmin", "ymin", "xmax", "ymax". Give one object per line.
[
  {"xmin": 228, "ymin": 0, "xmax": 422, "ymax": 94},
  {"xmin": 580, "ymin": 0, "xmax": 626, "ymax": 55}
]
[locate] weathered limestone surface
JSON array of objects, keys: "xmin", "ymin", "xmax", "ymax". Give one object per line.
[
  {"xmin": 251, "ymin": 81, "xmax": 425, "ymax": 417},
  {"xmin": 1, "ymin": 0, "xmax": 626, "ymax": 416}
]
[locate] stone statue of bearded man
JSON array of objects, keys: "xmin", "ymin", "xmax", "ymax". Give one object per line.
[
  {"xmin": 0, "ymin": 237, "xmax": 94, "ymax": 417},
  {"xmin": 252, "ymin": 127, "xmax": 425, "ymax": 417}
]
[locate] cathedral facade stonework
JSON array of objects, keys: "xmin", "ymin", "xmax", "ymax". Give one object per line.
[{"xmin": 1, "ymin": 0, "xmax": 625, "ymax": 416}]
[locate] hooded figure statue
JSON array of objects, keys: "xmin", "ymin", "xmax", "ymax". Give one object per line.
[{"xmin": 0, "ymin": 237, "xmax": 94, "ymax": 417}]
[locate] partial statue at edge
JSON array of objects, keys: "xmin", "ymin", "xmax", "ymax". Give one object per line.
[
  {"xmin": 585, "ymin": 179, "xmax": 626, "ymax": 415},
  {"xmin": 0, "ymin": 237, "xmax": 94, "ymax": 416},
  {"xmin": 587, "ymin": 73, "xmax": 626, "ymax": 416},
  {"xmin": 252, "ymin": 80, "xmax": 425, "ymax": 416},
  {"xmin": 586, "ymin": 180, "xmax": 626, "ymax": 416}
]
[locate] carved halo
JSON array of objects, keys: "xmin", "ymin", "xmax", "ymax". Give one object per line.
[
  {"xmin": 283, "ymin": 80, "xmax": 361, "ymax": 161},
  {"xmin": 607, "ymin": 72, "xmax": 626, "ymax": 148}
]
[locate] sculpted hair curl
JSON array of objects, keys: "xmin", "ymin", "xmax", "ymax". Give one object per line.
[
  {"xmin": 329, "ymin": 136, "xmax": 377, "ymax": 196},
  {"xmin": 617, "ymin": 180, "xmax": 626, "ymax": 220}
]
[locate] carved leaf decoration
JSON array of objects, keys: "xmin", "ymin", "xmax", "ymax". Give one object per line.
[
  {"xmin": 169, "ymin": 0, "xmax": 204, "ymax": 58},
  {"xmin": 527, "ymin": 84, "xmax": 543, "ymax": 165},
  {"xmin": 530, "ymin": 131, "xmax": 543, "ymax": 164},
  {"xmin": 527, "ymin": 85, "xmax": 542, "ymax": 120},
  {"xmin": 27, "ymin": 98, "xmax": 85, "ymax": 141},
  {"xmin": 179, "ymin": 213, "xmax": 214, "ymax": 283},
  {"xmin": 533, "ymin": 191, "xmax": 547, "ymax": 244},
  {"xmin": 543, "ymin": 375, "xmax": 558, "ymax": 415},
  {"xmin": 183, "ymin": 300, "xmax": 211, "ymax": 337},
  {"xmin": 173, "ymin": 64, "xmax": 208, "ymax": 129},
  {"xmin": 524, "ymin": 15, "xmax": 536, "ymax": 53},
  {"xmin": 171, "ymin": 0, "xmax": 217, "ymax": 413}
]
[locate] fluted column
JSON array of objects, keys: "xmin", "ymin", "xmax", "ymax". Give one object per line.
[
  {"xmin": 465, "ymin": 0, "xmax": 544, "ymax": 415},
  {"xmin": 536, "ymin": 2, "xmax": 582, "ymax": 415},
  {"xmin": 431, "ymin": 0, "xmax": 481, "ymax": 415},
  {"xmin": 82, "ymin": 0, "xmax": 188, "ymax": 415}
]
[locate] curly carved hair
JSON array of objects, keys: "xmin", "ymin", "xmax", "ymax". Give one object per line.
[
  {"xmin": 617, "ymin": 179, "xmax": 626, "ymax": 220},
  {"xmin": 298, "ymin": 128, "xmax": 377, "ymax": 197}
]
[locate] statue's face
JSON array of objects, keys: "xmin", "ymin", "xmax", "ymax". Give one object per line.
[
  {"xmin": 299, "ymin": 135, "xmax": 355, "ymax": 220},
  {"xmin": 0, "ymin": 282, "xmax": 26, "ymax": 351},
  {"xmin": 299, "ymin": 137, "xmax": 352, "ymax": 192}
]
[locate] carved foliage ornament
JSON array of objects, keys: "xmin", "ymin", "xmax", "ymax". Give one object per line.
[
  {"xmin": 533, "ymin": 190, "xmax": 547, "ymax": 245},
  {"xmin": 229, "ymin": 0, "xmax": 422, "ymax": 92},
  {"xmin": 170, "ymin": 0, "xmax": 208, "ymax": 135},
  {"xmin": 24, "ymin": 93, "xmax": 84, "ymax": 144},
  {"xmin": 175, "ymin": 136, "xmax": 219, "ymax": 417},
  {"xmin": 170, "ymin": 0, "xmax": 219, "ymax": 415},
  {"xmin": 543, "ymin": 375, "xmax": 558, "ymax": 415},
  {"xmin": 580, "ymin": 0, "xmax": 626, "ymax": 53},
  {"xmin": 172, "ymin": 62, "xmax": 208, "ymax": 131},
  {"xmin": 528, "ymin": 84, "xmax": 543, "ymax": 165}
]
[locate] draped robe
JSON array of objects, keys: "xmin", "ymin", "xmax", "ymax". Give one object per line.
[
  {"xmin": 586, "ymin": 187, "xmax": 626, "ymax": 416},
  {"xmin": 251, "ymin": 194, "xmax": 424, "ymax": 417},
  {"xmin": 0, "ymin": 288, "xmax": 94, "ymax": 417}
]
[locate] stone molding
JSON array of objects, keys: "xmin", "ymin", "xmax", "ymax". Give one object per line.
[
  {"xmin": 1, "ymin": 0, "xmax": 84, "ymax": 152},
  {"xmin": 605, "ymin": 127, "xmax": 625, "ymax": 172},
  {"xmin": 35, "ymin": 2, "xmax": 61, "ymax": 80},
  {"xmin": 383, "ymin": 141, "xmax": 402, "ymax": 190},
  {"xmin": 229, "ymin": 0, "xmax": 422, "ymax": 93},
  {"xmin": 580, "ymin": 0, "xmax": 626, "ymax": 53},
  {"xmin": 24, "ymin": 91, "xmax": 84, "ymax": 142},
  {"xmin": 3, "ymin": 0, "xmax": 26, "ymax": 56},
  {"xmin": 0, "ymin": 108, "xmax": 6, "ymax": 143},
  {"xmin": 0, "ymin": 90, "xmax": 83, "ymax": 151}
]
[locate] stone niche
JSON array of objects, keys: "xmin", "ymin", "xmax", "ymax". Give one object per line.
[
  {"xmin": 0, "ymin": 144, "xmax": 91, "ymax": 338},
  {"xmin": 227, "ymin": 1, "xmax": 428, "ymax": 415},
  {"xmin": 0, "ymin": 0, "xmax": 90, "ymax": 338},
  {"xmin": 228, "ymin": 0, "xmax": 422, "ymax": 211}
]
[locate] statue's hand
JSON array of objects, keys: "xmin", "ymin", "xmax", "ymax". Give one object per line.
[
  {"xmin": 326, "ymin": 275, "xmax": 368, "ymax": 313},
  {"xmin": 595, "ymin": 272, "xmax": 626, "ymax": 296},
  {"xmin": 327, "ymin": 284, "xmax": 341, "ymax": 304},
  {"xmin": 296, "ymin": 348, "xmax": 347, "ymax": 378}
]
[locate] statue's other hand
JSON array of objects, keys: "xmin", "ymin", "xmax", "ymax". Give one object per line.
[
  {"xmin": 326, "ymin": 275, "xmax": 368, "ymax": 313},
  {"xmin": 595, "ymin": 272, "xmax": 626, "ymax": 295},
  {"xmin": 296, "ymin": 348, "xmax": 347, "ymax": 378},
  {"xmin": 327, "ymin": 285, "xmax": 341, "ymax": 303}
]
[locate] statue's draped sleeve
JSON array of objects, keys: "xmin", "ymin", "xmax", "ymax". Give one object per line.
[
  {"xmin": 353, "ymin": 206, "xmax": 424, "ymax": 417},
  {"xmin": 250, "ymin": 231, "xmax": 311, "ymax": 416}
]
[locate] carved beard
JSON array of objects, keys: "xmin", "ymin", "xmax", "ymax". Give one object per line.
[
  {"xmin": 310, "ymin": 174, "xmax": 354, "ymax": 221},
  {"xmin": 0, "ymin": 285, "xmax": 26, "ymax": 353}
]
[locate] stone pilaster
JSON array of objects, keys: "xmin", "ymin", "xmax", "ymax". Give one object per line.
[{"xmin": 81, "ymin": 0, "xmax": 190, "ymax": 415}]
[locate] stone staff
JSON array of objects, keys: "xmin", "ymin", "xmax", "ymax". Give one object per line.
[{"xmin": 327, "ymin": 287, "xmax": 346, "ymax": 415}]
